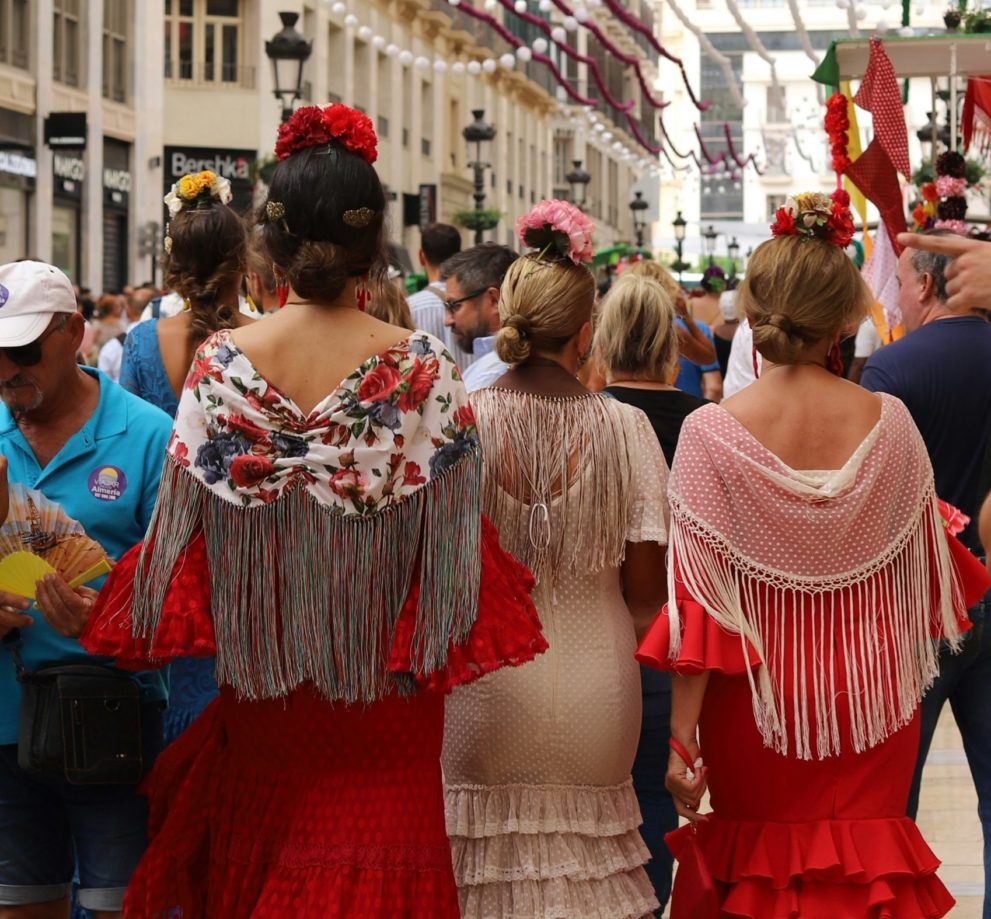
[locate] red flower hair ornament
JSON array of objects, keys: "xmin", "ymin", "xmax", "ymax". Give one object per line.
[
  {"xmin": 770, "ymin": 190, "xmax": 854, "ymax": 249},
  {"xmin": 275, "ymin": 103, "xmax": 378, "ymax": 164}
]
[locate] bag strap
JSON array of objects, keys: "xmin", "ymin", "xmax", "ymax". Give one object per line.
[
  {"xmin": 1, "ymin": 630, "xmax": 27, "ymax": 679},
  {"xmin": 669, "ymin": 736, "xmax": 697, "ymax": 773}
]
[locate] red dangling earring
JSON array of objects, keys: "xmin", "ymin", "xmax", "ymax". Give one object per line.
[
  {"xmin": 827, "ymin": 337, "xmax": 844, "ymax": 377},
  {"xmin": 275, "ymin": 275, "xmax": 289, "ymax": 309},
  {"xmin": 355, "ymin": 279, "xmax": 370, "ymax": 312},
  {"xmin": 751, "ymin": 346, "xmax": 760, "ymax": 380}
]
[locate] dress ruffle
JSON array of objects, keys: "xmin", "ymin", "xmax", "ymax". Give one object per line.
[
  {"xmin": 125, "ymin": 690, "xmax": 462, "ymax": 918},
  {"xmin": 445, "ymin": 779, "xmax": 658, "ymax": 919},
  {"xmin": 80, "ymin": 532, "xmax": 215, "ymax": 668},
  {"xmin": 667, "ymin": 816, "xmax": 954, "ymax": 919},
  {"xmin": 636, "ymin": 597, "xmax": 761, "ymax": 675},
  {"xmin": 389, "ymin": 516, "xmax": 546, "ymax": 692}
]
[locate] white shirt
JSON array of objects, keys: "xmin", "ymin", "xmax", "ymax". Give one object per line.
[
  {"xmin": 461, "ymin": 335, "xmax": 508, "ymax": 392},
  {"xmin": 97, "ymin": 319, "xmax": 137, "ymax": 383},
  {"xmin": 854, "ymin": 317, "xmax": 882, "ymax": 359},
  {"xmin": 407, "ymin": 281, "xmax": 474, "ymax": 370},
  {"xmin": 723, "ymin": 317, "xmax": 759, "ymax": 397}
]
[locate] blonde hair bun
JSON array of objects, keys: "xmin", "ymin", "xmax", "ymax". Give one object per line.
[{"xmin": 495, "ymin": 317, "xmax": 532, "ymax": 364}]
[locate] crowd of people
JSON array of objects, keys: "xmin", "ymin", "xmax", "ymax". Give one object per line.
[{"xmin": 0, "ymin": 103, "xmax": 990, "ymax": 919}]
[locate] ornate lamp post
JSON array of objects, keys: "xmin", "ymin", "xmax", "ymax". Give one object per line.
[
  {"xmin": 565, "ymin": 159, "xmax": 592, "ymax": 211},
  {"xmin": 703, "ymin": 224, "xmax": 718, "ymax": 267},
  {"xmin": 629, "ymin": 190, "xmax": 649, "ymax": 249},
  {"xmin": 265, "ymin": 12, "xmax": 312, "ymax": 123},
  {"xmin": 727, "ymin": 236, "xmax": 740, "ymax": 281},
  {"xmin": 462, "ymin": 109, "xmax": 497, "ymax": 245},
  {"xmin": 672, "ymin": 210, "xmax": 688, "ymax": 284}
]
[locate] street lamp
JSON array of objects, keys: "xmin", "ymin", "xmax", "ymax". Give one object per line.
[
  {"xmin": 672, "ymin": 210, "xmax": 688, "ymax": 285},
  {"xmin": 629, "ymin": 190, "xmax": 649, "ymax": 249},
  {"xmin": 703, "ymin": 224, "xmax": 718, "ymax": 267},
  {"xmin": 565, "ymin": 159, "xmax": 592, "ymax": 211},
  {"xmin": 265, "ymin": 12, "xmax": 313, "ymax": 123},
  {"xmin": 727, "ymin": 236, "xmax": 740, "ymax": 280},
  {"xmin": 462, "ymin": 109, "xmax": 497, "ymax": 245}
]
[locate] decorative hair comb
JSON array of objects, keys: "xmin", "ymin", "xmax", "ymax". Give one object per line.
[
  {"xmin": 265, "ymin": 201, "xmax": 286, "ymax": 221},
  {"xmin": 163, "ymin": 170, "xmax": 233, "ymax": 217},
  {"xmin": 342, "ymin": 207, "xmax": 377, "ymax": 228},
  {"xmin": 275, "ymin": 103, "xmax": 378, "ymax": 164},
  {"xmin": 515, "ymin": 199, "xmax": 595, "ymax": 266},
  {"xmin": 770, "ymin": 189, "xmax": 854, "ymax": 249}
]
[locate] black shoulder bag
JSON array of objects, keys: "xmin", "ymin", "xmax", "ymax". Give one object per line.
[{"xmin": 3, "ymin": 631, "xmax": 143, "ymax": 784}]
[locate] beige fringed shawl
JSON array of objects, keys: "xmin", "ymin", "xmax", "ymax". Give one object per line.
[
  {"xmin": 128, "ymin": 330, "xmax": 482, "ymax": 703},
  {"xmin": 470, "ymin": 389, "xmax": 668, "ymax": 586},
  {"xmin": 668, "ymin": 395, "xmax": 965, "ymax": 760}
]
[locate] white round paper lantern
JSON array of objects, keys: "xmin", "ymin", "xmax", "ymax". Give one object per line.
[
  {"xmin": 332, "ymin": 1, "xmax": 346, "ymax": 13},
  {"xmin": 467, "ymin": 60, "xmax": 482, "ymax": 75},
  {"xmin": 415, "ymin": 55, "xmax": 430, "ymax": 71},
  {"xmin": 385, "ymin": 43, "xmax": 400, "ymax": 57},
  {"xmin": 482, "ymin": 57, "xmax": 498, "ymax": 73},
  {"xmin": 533, "ymin": 37, "xmax": 549, "ymax": 53},
  {"xmin": 563, "ymin": 15, "xmax": 578, "ymax": 30},
  {"xmin": 551, "ymin": 26, "xmax": 567, "ymax": 42},
  {"xmin": 344, "ymin": 13, "xmax": 358, "ymax": 27},
  {"xmin": 516, "ymin": 45, "xmax": 533, "ymax": 61},
  {"xmin": 399, "ymin": 49, "xmax": 414, "ymax": 66},
  {"xmin": 434, "ymin": 59, "xmax": 448, "ymax": 73},
  {"xmin": 452, "ymin": 61, "xmax": 466, "ymax": 75},
  {"xmin": 372, "ymin": 35, "xmax": 386, "ymax": 49}
]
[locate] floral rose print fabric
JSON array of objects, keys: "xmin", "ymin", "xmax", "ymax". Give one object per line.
[{"xmin": 168, "ymin": 330, "xmax": 478, "ymax": 513}]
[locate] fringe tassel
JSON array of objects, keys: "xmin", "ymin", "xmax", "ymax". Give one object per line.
[
  {"xmin": 132, "ymin": 448, "xmax": 482, "ymax": 702},
  {"xmin": 667, "ymin": 488, "xmax": 964, "ymax": 760},
  {"xmin": 471, "ymin": 390, "xmax": 634, "ymax": 586}
]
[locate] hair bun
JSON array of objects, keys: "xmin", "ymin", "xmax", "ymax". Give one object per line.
[{"xmin": 495, "ymin": 318, "xmax": 533, "ymax": 365}]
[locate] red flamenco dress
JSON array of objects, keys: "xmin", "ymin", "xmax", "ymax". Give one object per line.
[
  {"xmin": 637, "ymin": 533, "xmax": 989, "ymax": 919},
  {"xmin": 83, "ymin": 518, "xmax": 545, "ymax": 918},
  {"xmin": 80, "ymin": 330, "xmax": 547, "ymax": 917}
]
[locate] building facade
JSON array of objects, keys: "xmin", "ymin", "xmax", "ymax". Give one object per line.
[{"xmin": 1, "ymin": 0, "xmax": 654, "ymax": 291}]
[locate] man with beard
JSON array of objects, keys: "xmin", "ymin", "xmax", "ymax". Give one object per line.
[
  {"xmin": 439, "ymin": 243, "xmax": 518, "ymax": 392},
  {"xmin": 0, "ymin": 261, "xmax": 171, "ymax": 919}
]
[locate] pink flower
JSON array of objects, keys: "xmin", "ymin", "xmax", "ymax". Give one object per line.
[
  {"xmin": 933, "ymin": 219, "xmax": 968, "ymax": 235},
  {"xmin": 515, "ymin": 199, "xmax": 595, "ymax": 265},
  {"xmin": 938, "ymin": 499, "xmax": 970, "ymax": 537},
  {"xmin": 934, "ymin": 176, "xmax": 967, "ymax": 198},
  {"xmin": 329, "ymin": 467, "xmax": 368, "ymax": 499}
]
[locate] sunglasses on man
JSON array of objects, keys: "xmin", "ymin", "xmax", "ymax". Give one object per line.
[
  {"xmin": 443, "ymin": 288, "xmax": 488, "ymax": 314},
  {"xmin": 0, "ymin": 319, "xmax": 64, "ymax": 367}
]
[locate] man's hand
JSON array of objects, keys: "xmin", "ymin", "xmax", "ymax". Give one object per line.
[
  {"xmin": 34, "ymin": 575, "xmax": 98, "ymax": 639},
  {"xmin": 897, "ymin": 233, "xmax": 991, "ymax": 312},
  {"xmin": 0, "ymin": 590, "xmax": 32, "ymax": 640}
]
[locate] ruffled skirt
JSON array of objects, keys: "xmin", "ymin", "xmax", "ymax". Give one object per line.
[
  {"xmin": 124, "ymin": 688, "xmax": 462, "ymax": 918},
  {"xmin": 445, "ymin": 779, "xmax": 658, "ymax": 918}
]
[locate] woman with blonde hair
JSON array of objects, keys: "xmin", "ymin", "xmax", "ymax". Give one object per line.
[
  {"xmin": 597, "ymin": 271, "xmax": 708, "ymax": 913},
  {"xmin": 638, "ymin": 192, "xmax": 987, "ymax": 917},
  {"xmin": 443, "ymin": 200, "xmax": 669, "ymax": 919}
]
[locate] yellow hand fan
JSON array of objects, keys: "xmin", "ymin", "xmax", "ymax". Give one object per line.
[{"xmin": 0, "ymin": 485, "xmax": 113, "ymax": 596}]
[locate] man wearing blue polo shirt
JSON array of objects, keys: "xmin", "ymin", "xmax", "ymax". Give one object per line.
[{"xmin": 0, "ymin": 261, "xmax": 171, "ymax": 919}]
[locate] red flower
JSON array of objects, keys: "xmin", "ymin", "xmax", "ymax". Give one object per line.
[
  {"xmin": 275, "ymin": 106, "xmax": 332, "ymax": 160},
  {"xmin": 453, "ymin": 403, "xmax": 477, "ymax": 431},
  {"xmin": 274, "ymin": 103, "xmax": 378, "ymax": 164},
  {"xmin": 397, "ymin": 358, "xmax": 438, "ymax": 412},
  {"xmin": 229, "ymin": 454, "xmax": 275, "ymax": 488},
  {"xmin": 938, "ymin": 498, "xmax": 970, "ymax": 536},
  {"xmin": 402, "ymin": 462, "xmax": 426, "ymax": 487},
  {"xmin": 357, "ymin": 363, "xmax": 402, "ymax": 403},
  {"xmin": 829, "ymin": 201, "xmax": 855, "ymax": 248},
  {"xmin": 223, "ymin": 412, "xmax": 271, "ymax": 443},
  {"xmin": 172, "ymin": 441, "xmax": 190, "ymax": 469},
  {"xmin": 328, "ymin": 467, "xmax": 367, "ymax": 499},
  {"xmin": 921, "ymin": 182, "xmax": 939, "ymax": 203},
  {"xmin": 322, "ymin": 104, "xmax": 378, "ymax": 164},
  {"xmin": 771, "ymin": 207, "xmax": 796, "ymax": 237},
  {"xmin": 912, "ymin": 203, "xmax": 928, "ymax": 227},
  {"xmin": 186, "ymin": 352, "xmax": 220, "ymax": 390},
  {"xmin": 320, "ymin": 423, "xmax": 352, "ymax": 447}
]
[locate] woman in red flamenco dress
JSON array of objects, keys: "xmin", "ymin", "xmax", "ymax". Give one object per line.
[
  {"xmin": 81, "ymin": 103, "xmax": 546, "ymax": 918},
  {"xmin": 637, "ymin": 199, "xmax": 991, "ymax": 919}
]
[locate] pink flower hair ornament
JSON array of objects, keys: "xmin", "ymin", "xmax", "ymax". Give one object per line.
[{"xmin": 515, "ymin": 199, "xmax": 595, "ymax": 266}]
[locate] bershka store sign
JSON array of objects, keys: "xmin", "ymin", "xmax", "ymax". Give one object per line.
[{"xmin": 162, "ymin": 146, "xmax": 256, "ymax": 213}]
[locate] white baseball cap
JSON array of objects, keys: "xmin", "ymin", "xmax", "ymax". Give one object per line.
[{"xmin": 0, "ymin": 261, "xmax": 77, "ymax": 347}]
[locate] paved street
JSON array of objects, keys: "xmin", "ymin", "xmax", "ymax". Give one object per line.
[{"xmin": 918, "ymin": 711, "xmax": 984, "ymax": 918}]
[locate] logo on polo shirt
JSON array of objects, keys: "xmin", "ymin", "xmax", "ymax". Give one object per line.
[
  {"xmin": 87, "ymin": 465, "xmax": 128, "ymax": 501},
  {"xmin": 0, "ymin": 284, "xmax": 8, "ymax": 308}
]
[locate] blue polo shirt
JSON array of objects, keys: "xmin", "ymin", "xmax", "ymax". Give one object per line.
[
  {"xmin": 0, "ymin": 368, "xmax": 173, "ymax": 744},
  {"xmin": 674, "ymin": 318, "xmax": 720, "ymax": 397}
]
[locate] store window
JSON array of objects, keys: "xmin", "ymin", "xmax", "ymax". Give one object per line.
[
  {"xmin": 767, "ymin": 194, "xmax": 787, "ymax": 221},
  {"xmin": 164, "ymin": 0, "xmax": 243, "ymax": 86},
  {"xmin": 0, "ymin": 0, "xmax": 30, "ymax": 69},
  {"xmin": 53, "ymin": 0, "xmax": 82, "ymax": 87},
  {"xmin": 103, "ymin": 0, "xmax": 128, "ymax": 102},
  {"xmin": 52, "ymin": 205, "xmax": 79, "ymax": 283}
]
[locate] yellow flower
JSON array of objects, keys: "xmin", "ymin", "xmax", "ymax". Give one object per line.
[
  {"xmin": 177, "ymin": 175, "xmax": 199, "ymax": 199},
  {"xmin": 195, "ymin": 170, "xmax": 217, "ymax": 193}
]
